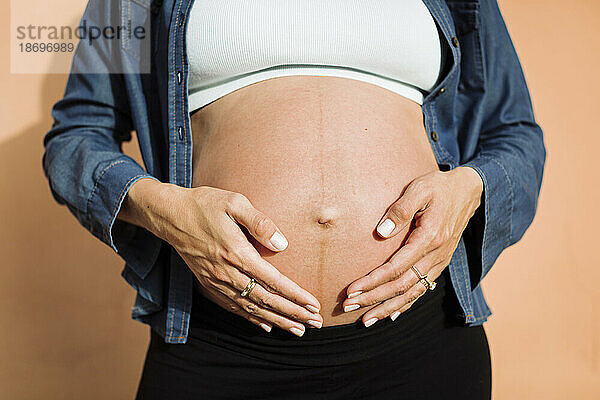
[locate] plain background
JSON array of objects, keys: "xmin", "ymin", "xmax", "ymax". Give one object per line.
[{"xmin": 1, "ymin": 0, "xmax": 598, "ymax": 398}]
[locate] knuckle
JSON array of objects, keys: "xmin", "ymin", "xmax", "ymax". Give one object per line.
[
  {"xmin": 414, "ymin": 290, "xmax": 424, "ymax": 302},
  {"xmin": 242, "ymin": 301, "xmax": 260, "ymax": 315},
  {"xmin": 407, "ymin": 292, "xmax": 420, "ymax": 304},
  {"xmin": 392, "ymin": 280, "xmax": 410, "ymax": 296},
  {"xmin": 363, "ymin": 292, "xmax": 382, "ymax": 307},
  {"xmin": 263, "ymin": 281, "xmax": 282, "ymax": 295},
  {"xmin": 275, "ymin": 320, "xmax": 294, "ymax": 331},
  {"xmin": 373, "ymin": 302, "xmax": 394, "ymax": 319},
  {"xmin": 251, "ymin": 212, "xmax": 272, "ymax": 237},
  {"xmin": 390, "ymin": 203, "xmax": 412, "ymax": 221},
  {"xmin": 384, "ymin": 263, "xmax": 400, "ymax": 280},
  {"xmin": 227, "ymin": 301, "xmax": 239, "ymax": 313},
  {"xmin": 210, "ymin": 266, "xmax": 229, "ymax": 282},
  {"xmin": 260, "ymin": 270, "xmax": 283, "ymax": 293},
  {"xmin": 411, "ymin": 178, "xmax": 426, "ymax": 192},
  {"xmin": 282, "ymin": 305, "xmax": 302, "ymax": 320},
  {"xmin": 289, "ymin": 309, "xmax": 303, "ymax": 321},
  {"xmin": 392, "ymin": 265, "xmax": 405, "ymax": 281},
  {"xmin": 255, "ymin": 297, "xmax": 268, "ymax": 309},
  {"xmin": 256, "ymin": 293, "xmax": 273, "ymax": 309},
  {"xmin": 381, "ymin": 303, "xmax": 396, "ymax": 316},
  {"xmin": 225, "ymin": 192, "xmax": 249, "ymax": 211}
]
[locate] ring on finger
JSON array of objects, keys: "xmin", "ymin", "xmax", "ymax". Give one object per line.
[
  {"xmin": 240, "ymin": 277, "xmax": 257, "ymax": 297},
  {"xmin": 411, "ymin": 265, "xmax": 437, "ymax": 291},
  {"xmin": 421, "ymin": 276, "xmax": 437, "ymax": 291}
]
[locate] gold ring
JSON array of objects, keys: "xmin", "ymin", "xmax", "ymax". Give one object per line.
[
  {"xmin": 411, "ymin": 266, "xmax": 437, "ymax": 291},
  {"xmin": 411, "ymin": 265, "xmax": 426, "ymax": 279},
  {"xmin": 421, "ymin": 276, "xmax": 437, "ymax": 291},
  {"xmin": 240, "ymin": 278, "xmax": 257, "ymax": 297}
]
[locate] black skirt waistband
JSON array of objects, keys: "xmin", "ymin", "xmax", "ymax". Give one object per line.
[{"xmin": 188, "ymin": 267, "xmax": 462, "ymax": 367}]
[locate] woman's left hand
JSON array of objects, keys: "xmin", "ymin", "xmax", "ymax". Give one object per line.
[{"xmin": 342, "ymin": 166, "xmax": 484, "ymax": 327}]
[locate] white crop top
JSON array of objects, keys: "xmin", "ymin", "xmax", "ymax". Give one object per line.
[{"xmin": 186, "ymin": 0, "xmax": 441, "ymax": 113}]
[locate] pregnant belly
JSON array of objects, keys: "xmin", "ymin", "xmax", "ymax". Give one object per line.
[{"xmin": 191, "ymin": 76, "xmax": 440, "ymax": 326}]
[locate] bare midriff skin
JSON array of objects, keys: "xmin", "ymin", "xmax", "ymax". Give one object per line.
[{"xmin": 191, "ymin": 76, "xmax": 440, "ymax": 327}]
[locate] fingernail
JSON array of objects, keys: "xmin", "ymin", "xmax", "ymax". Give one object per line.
[
  {"xmin": 307, "ymin": 319, "xmax": 322, "ymax": 328},
  {"xmin": 305, "ymin": 304, "xmax": 320, "ymax": 313},
  {"xmin": 259, "ymin": 323, "xmax": 272, "ymax": 332},
  {"xmin": 344, "ymin": 304, "xmax": 360, "ymax": 312},
  {"xmin": 364, "ymin": 317, "xmax": 378, "ymax": 327},
  {"xmin": 269, "ymin": 231, "xmax": 288, "ymax": 250},
  {"xmin": 348, "ymin": 291, "xmax": 362, "ymax": 299},
  {"xmin": 289, "ymin": 327, "xmax": 305, "ymax": 337},
  {"xmin": 390, "ymin": 311, "xmax": 400, "ymax": 321},
  {"xmin": 377, "ymin": 219, "xmax": 395, "ymax": 238}
]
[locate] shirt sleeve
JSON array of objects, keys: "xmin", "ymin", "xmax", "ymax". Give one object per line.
[
  {"xmin": 42, "ymin": 0, "xmax": 162, "ymax": 279},
  {"xmin": 459, "ymin": 0, "xmax": 546, "ymax": 285}
]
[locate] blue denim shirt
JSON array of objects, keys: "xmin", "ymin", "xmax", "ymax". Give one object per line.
[{"xmin": 42, "ymin": 0, "xmax": 546, "ymax": 343}]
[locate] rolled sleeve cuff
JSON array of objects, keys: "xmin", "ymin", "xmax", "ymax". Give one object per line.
[
  {"xmin": 462, "ymin": 154, "xmax": 514, "ymax": 282},
  {"xmin": 86, "ymin": 157, "xmax": 163, "ymax": 279}
]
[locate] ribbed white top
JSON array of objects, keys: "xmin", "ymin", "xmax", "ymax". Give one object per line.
[{"xmin": 186, "ymin": 0, "xmax": 441, "ymax": 112}]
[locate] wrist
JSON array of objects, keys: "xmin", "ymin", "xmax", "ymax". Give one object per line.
[
  {"xmin": 118, "ymin": 177, "xmax": 174, "ymax": 236},
  {"xmin": 454, "ymin": 166, "xmax": 484, "ymax": 204}
]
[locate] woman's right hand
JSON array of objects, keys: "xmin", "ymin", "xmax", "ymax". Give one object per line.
[{"xmin": 119, "ymin": 178, "xmax": 323, "ymax": 337}]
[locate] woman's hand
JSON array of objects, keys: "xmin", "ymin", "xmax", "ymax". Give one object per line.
[
  {"xmin": 120, "ymin": 179, "xmax": 323, "ymax": 337},
  {"xmin": 341, "ymin": 167, "xmax": 484, "ymax": 326}
]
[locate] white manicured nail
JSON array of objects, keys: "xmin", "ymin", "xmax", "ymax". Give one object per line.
[
  {"xmin": 364, "ymin": 317, "xmax": 378, "ymax": 327},
  {"xmin": 305, "ymin": 304, "xmax": 320, "ymax": 313},
  {"xmin": 344, "ymin": 304, "xmax": 360, "ymax": 312},
  {"xmin": 307, "ymin": 320, "xmax": 322, "ymax": 328},
  {"xmin": 289, "ymin": 327, "xmax": 305, "ymax": 337},
  {"xmin": 348, "ymin": 291, "xmax": 362, "ymax": 299},
  {"xmin": 259, "ymin": 323, "xmax": 272, "ymax": 332},
  {"xmin": 377, "ymin": 219, "xmax": 395, "ymax": 238},
  {"xmin": 390, "ymin": 311, "xmax": 400, "ymax": 321},
  {"xmin": 269, "ymin": 231, "xmax": 288, "ymax": 250}
]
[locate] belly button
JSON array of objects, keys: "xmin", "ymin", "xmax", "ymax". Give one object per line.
[
  {"xmin": 317, "ymin": 217, "xmax": 334, "ymax": 228},
  {"xmin": 315, "ymin": 207, "xmax": 338, "ymax": 228}
]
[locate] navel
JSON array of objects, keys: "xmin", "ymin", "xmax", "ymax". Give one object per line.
[
  {"xmin": 317, "ymin": 217, "xmax": 334, "ymax": 228},
  {"xmin": 314, "ymin": 206, "xmax": 339, "ymax": 228}
]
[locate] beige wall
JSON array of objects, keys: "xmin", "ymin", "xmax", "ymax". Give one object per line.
[{"xmin": 1, "ymin": 0, "xmax": 598, "ymax": 398}]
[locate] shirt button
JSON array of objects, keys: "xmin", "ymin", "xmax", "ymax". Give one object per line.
[
  {"xmin": 178, "ymin": 126, "xmax": 184, "ymax": 140},
  {"xmin": 439, "ymin": 87, "xmax": 446, "ymax": 94},
  {"xmin": 451, "ymin": 36, "xmax": 459, "ymax": 47},
  {"xmin": 431, "ymin": 131, "xmax": 439, "ymax": 141}
]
